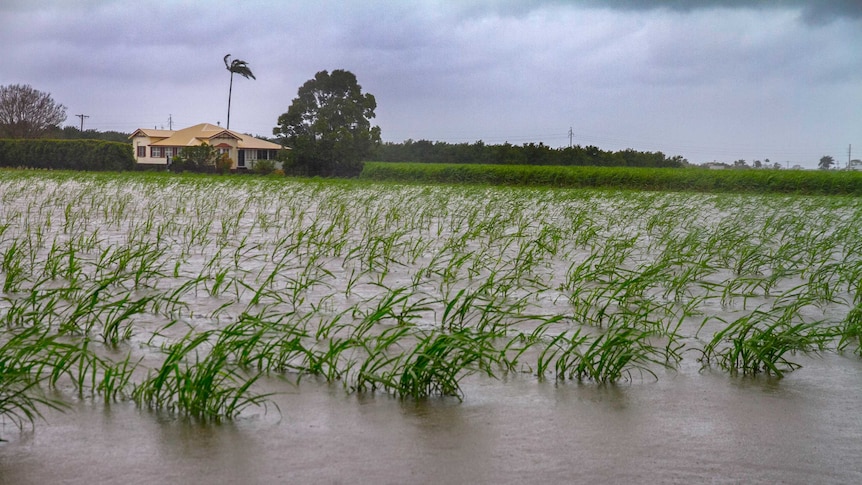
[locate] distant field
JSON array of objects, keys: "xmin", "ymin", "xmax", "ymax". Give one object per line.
[{"xmin": 360, "ymin": 162, "xmax": 862, "ymax": 195}]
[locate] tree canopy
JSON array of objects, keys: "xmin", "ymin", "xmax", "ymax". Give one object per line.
[
  {"xmin": 44, "ymin": 126, "xmax": 130, "ymax": 143},
  {"xmin": 0, "ymin": 84, "xmax": 67, "ymax": 138},
  {"xmin": 273, "ymin": 69, "xmax": 380, "ymax": 177}
]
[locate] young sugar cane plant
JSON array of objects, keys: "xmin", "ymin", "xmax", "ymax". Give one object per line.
[
  {"xmin": 38, "ymin": 337, "xmax": 138, "ymax": 403},
  {"xmin": 352, "ymin": 326, "xmax": 503, "ymax": 400},
  {"xmin": 836, "ymin": 303, "xmax": 862, "ymax": 356},
  {"xmin": 0, "ymin": 326, "xmax": 68, "ymax": 439},
  {"xmin": 699, "ymin": 297, "xmax": 835, "ymax": 377},
  {"xmin": 214, "ymin": 312, "xmax": 311, "ymax": 376},
  {"xmin": 132, "ymin": 330, "xmax": 274, "ymax": 421},
  {"xmin": 537, "ymin": 323, "xmax": 673, "ymax": 383}
]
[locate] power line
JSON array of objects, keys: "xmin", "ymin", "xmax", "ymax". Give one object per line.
[{"xmin": 75, "ymin": 114, "xmax": 89, "ymax": 131}]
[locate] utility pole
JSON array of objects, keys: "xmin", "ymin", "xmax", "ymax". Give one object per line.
[
  {"xmin": 75, "ymin": 114, "xmax": 89, "ymax": 132},
  {"xmin": 168, "ymin": 114, "xmax": 173, "ymax": 130},
  {"xmin": 849, "ymin": 144, "xmax": 852, "ymax": 169},
  {"xmin": 568, "ymin": 127, "xmax": 573, "ymax": 148}
]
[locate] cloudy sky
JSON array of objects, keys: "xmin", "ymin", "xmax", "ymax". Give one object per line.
[{"xmin": 2, "ymin": 0, "xmax": 860, "ymax": 167}]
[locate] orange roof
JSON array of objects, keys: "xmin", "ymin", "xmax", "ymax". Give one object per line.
[
  {"xmin": 130, "ymin": 123, "xmax": 284, "ymax": 150},
  {"xmin": 130, "ymin": 128, "xmax": 174, "ymax": 139}
]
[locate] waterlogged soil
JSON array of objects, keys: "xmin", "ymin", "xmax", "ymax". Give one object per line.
[
  {"xmin": 2, "ymin": 173, "xmax": 862, "ymax": 483},
  {"xmin": 3, "ymin": 356, "xmax": 862, "ymax": 484}
]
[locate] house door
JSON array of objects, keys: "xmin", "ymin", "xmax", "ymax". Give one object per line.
[{"xmin": 238, "ymin": 150, "xmax": 245, "ymax": 168}]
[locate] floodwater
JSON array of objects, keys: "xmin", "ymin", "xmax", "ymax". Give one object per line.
[
  {"xmin": 3, "ymin": 177, "xmax": 862, "ymax": 483},
  {"xmin": 3, "ymin": 355, "xmax": 861, "ymax": 484}
]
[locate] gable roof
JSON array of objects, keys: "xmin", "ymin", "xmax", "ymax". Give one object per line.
[
  {"xmin": 130, "ymin": 123, "xmax": 284, "ymax": 150},
  {"xmin": 130, "ymin": 128, "xmax": 174, "ymax": 139}
]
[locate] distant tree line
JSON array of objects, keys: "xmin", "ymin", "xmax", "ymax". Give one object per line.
[
  {"xmin": 703, "ymin": 156, "xmax": 842, "ymax": 171},
  {"xmin": 44, "ymin": 126, "xmax": 131, "ymax": 144},
  {"xmin": 373, "ymin": 140, "xmax": 687, "ymax": 168}
]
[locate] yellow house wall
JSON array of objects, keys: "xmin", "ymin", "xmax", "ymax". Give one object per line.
[
  {"xmin": 132, "ymin": 135, "xmax": 168, "ymax": 165},
  {"xmin": 209, "ymin": 138, "xmax": 239, "ymax": 170}
]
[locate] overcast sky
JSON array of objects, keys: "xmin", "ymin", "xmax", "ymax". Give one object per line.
[{"xmin": 2, "ymin": 0, "xmax": 860, "ymax": 167}]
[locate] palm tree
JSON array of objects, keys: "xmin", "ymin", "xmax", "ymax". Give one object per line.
[{"xmin": 224, "ymin": 54, "xmax": 256, "ymax": 130}]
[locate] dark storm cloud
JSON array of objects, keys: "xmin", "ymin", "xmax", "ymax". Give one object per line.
[
  {"xmin": 573, "ymin": 0, "xmax": 861, "ymax": 17},
  {"xmin": 798, "ymin": 0, "xmax": 862, "ymax": 24},
  {"xmin": 484, "ymin": 0, "xmax": 862, "ymax": 24}
]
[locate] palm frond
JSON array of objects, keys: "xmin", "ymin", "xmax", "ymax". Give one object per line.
[{"xmin": 228, "ymin": 60, "xmax": 256, "ymax": 80}]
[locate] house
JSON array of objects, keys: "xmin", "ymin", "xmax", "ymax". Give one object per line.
[
  {"xmin": 130, "ymin": 123, "xmax": 284, "ymax": 170},
  {"xmin": 849, "ymin": 159, "xmax": 862, "ymax": 171}
]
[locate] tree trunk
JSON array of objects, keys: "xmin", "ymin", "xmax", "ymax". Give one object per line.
[{"xmin": 227, "ymin": 72, "xmax": 234, "ymax": 129}]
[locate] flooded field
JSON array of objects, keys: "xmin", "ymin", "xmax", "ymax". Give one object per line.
[{"xmin": 2, "ymin": 171, "xmax": 862, "ymax": 483}]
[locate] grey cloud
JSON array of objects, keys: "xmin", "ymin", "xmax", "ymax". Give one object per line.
[
  {"xmin": 800, "ymin": 0, "xmax": 862, "ymax": 25},
  {"xmin": 474, "ymin": 0, "xmax": 862, "ymax": 24}
]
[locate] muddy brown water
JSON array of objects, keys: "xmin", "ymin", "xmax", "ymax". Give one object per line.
[{"xmin": 2, "ymin": 355, "xmax": 861, "ymax": 484}]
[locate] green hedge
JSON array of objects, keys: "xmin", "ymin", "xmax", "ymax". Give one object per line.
[
  {"xmin": 360, "ymin": 162, "xmax": 862, "ymax": 195},
  {"xmin": 0, "ymin": 139, "xmax": 135, "ymax": 171}
]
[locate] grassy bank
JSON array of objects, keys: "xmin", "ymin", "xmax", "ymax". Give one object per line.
[{"xmin": 360, "ymin": 162, "xmax": 862, "ymax": 195}]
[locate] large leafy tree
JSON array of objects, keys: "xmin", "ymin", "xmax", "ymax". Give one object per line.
[
  {"xmin": 0, "ymin": 84, "xmax": 67, "ymax": 138},
  {"xmin": 273, "ymin": 69, "xmax": 381, "ymax": 177},
  {"xmin": 224, "ymin": 54, "xmax": 255, "ymax": 130}
]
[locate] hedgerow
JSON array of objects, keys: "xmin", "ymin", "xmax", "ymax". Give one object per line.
[{"xmin": 0, "ymin": 139, "xmax": 134, "ymax": 171}]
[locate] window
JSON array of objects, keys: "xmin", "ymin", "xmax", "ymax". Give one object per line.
[
  {"xmin": 151, "ymin": 146, "xmax": 164, "ymax": 158},
  {"xmin": 257, "ymin": 150, "xmax": 269, "ymax": 160},
  {"xmin": 137, "ymin": 146, "xmax": 146, "ymax": 158}
]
